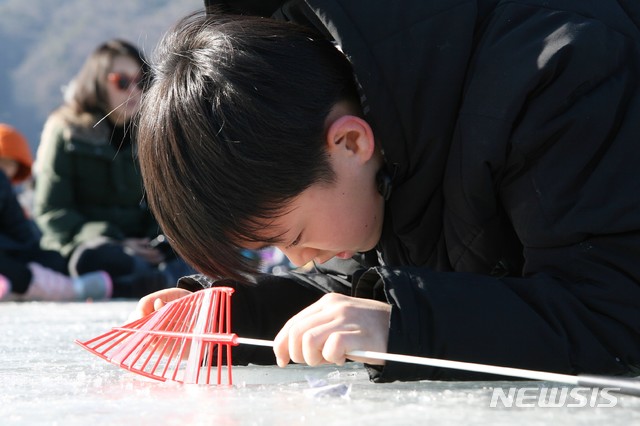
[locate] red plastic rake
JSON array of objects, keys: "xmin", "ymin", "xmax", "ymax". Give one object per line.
[
  {"xmin": 76, "ymin": 287, "xmax": 640, "ymax": 395},
  {"xmin": 75, "ymin": 287, "xmax": 270, "ymax": 385}
]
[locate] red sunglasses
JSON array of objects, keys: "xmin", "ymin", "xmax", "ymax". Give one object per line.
[{"xmin": 108, "ymin": 73, "xmax": 144, "ymax": 91}]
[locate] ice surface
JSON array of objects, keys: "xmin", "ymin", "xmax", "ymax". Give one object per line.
[{"xmin": 1, "ymin": 301, "xmax": 639, "ymax": 425}]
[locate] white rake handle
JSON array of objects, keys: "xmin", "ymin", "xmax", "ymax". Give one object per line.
[
  {"xmin": 112, "ymin": 328, "xmax": 640, "ymax": 396},
  {"xmin": 234, "ymin": 337, "xmax": 640, "ymax": 397}
]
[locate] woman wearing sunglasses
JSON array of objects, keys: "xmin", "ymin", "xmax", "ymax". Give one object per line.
[{"xmin": 34, "ymin": 39, "xmax": 193, "ymax": 298}]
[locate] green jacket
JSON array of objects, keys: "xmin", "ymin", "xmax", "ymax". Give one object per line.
[{"xmin": 34, "ymin": 105, "xmax": 159, "ymax": 257}]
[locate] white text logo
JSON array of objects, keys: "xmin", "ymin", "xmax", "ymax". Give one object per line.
[{"xmin": 489, "ymin": 386, "xmax": 618, "ymax": 408}]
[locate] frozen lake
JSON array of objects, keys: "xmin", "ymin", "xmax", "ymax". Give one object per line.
[{"xmin": 1, "ymin": 300, "xmax": 639, "ymax": 425}]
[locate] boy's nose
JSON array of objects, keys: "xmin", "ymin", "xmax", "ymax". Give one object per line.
[{"xmin": 280, "ymin": 246, "xmax": 321, "ymax": 267}]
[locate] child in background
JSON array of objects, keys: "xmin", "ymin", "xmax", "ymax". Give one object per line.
[{"xmin": 0, "ymin": 123, "xmax": 111, "ymax": 301}]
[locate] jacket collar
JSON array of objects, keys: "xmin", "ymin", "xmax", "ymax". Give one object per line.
[{"xmin": 52, "ymin": 105, "xmax": 113, "ymax": 147}]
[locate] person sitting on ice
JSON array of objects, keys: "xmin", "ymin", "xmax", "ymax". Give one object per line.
[{"xmin": 0, "ymin": 123, "xmax": 111, "ymax": 301}]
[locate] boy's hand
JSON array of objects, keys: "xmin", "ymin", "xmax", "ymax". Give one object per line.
[
  {"xmin": 273, "ymin": 293, "xmax": 391, "ymax": 367},
  {"xmin": 128, "ymin": 287, "xmax": 192, "ymax": 321}
]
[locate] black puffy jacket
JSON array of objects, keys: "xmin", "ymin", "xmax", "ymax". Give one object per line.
[
  {"xmin": 0, "ymin": 172, "xmax": 39, "ymax": 253},
  {"xmin": 190, "ymin": 0, "xmax": 640, "ymax": 382}
]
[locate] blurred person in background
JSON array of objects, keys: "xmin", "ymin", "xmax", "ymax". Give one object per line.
[
  {"xmin": 34, "ymin": 39, "xmax": 194, "ymax": 299},
  {"xmin": 0, "ymin": 123, "xmax": 111, "ymax": 301}
]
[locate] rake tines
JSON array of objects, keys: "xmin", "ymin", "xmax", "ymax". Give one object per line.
[{"xmin": 76, "ymin": 287, "xmax": 236, "ymax": 385}]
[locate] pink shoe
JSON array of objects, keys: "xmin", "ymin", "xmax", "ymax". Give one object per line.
[
  {"xmin": 24, "ymin": 263, "xmax": 75, "ymax": 301},
  {"xmin": 0, "ymin": 274, "xmax": 11, "ymax": 301},
  {"xmin": 24, "ymin": 263, "xmax": 112, "ymax": 301}
]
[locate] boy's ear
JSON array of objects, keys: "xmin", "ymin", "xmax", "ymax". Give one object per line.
[{"xmin": 325, "ymin": 115, "xmax": 375, "ymax": 163}]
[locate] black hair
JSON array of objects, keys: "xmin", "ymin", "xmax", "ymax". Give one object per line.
[{"xmin": 137, "ymin": 11, "xmax": 361, "ymax": 280}]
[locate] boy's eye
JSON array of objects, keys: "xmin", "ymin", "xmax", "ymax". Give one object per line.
[{"xmin": 286, "ymin": 235, "xmax": 301, "ymax": 249}]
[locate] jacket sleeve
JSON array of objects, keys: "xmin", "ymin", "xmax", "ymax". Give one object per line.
[
  {"xmin": 0, "ymin": 173, "xmax": 39, "ymax": 251},
  {"xmin": 354, "ymin": 264, "xmax": 640, "ymax": 382},
  {"xmin": 34, "ymin": 118, "xmax": 124, "ymax": 256},
  {"xmin": 177, "ymin": 263, "xmax": 354, "ymax": 365}
]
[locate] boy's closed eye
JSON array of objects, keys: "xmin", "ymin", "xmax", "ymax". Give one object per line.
[{"xmin": 286, "ymin": 234, "xmax": 302, "ymax": 249}]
